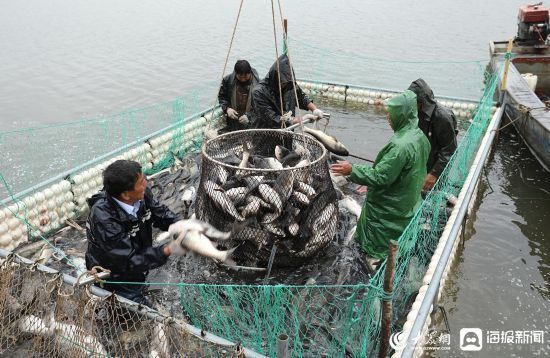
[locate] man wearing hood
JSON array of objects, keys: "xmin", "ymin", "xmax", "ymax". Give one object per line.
[
  {"xmin": 85, "ymin": 160, "xmax": 188, "ymax": 305},
  {"xmin": 218, "ymin": 60, "xmax": 260, "ymax": 132},
  {"xmin": 408, "ymin": 79, "xmax": 458, "ymax": 191},
  {"xmin": 331, "ymin": 90, "xmax": 430, "ymax": 266},
  {"xmin": 251, "ymin": 54, "xmax": 325, "ymax": 128}
]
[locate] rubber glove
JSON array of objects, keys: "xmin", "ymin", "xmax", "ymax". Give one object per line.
[
  {"xmin": 238, "ymin": 114, "xmax": 249, "ymax": 125},
  {"xmin": 312, "ymin": 108, "xmax": 324, "ymax": 119},
  {"xmin": 301, "ymin": 113, "xmax": 317, "ymax": 122},
  {"xmin": 226, "ymin": 108, "xmax": 239, "ymax": 120}
]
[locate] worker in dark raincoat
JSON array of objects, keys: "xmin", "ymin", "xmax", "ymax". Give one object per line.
[
  {"xmin": 218, "ymin": 60, "xmax": 260, "ymax": 132},
  {"xmin": 251, "ymin": 54, "xmax": 325, "ymax": 128},
  {"xmin": 331, "ymin": 90, "xmax": 430, "ymax": 265},
  {"xmin": 408, "ymin": 79, "xmax": 458, "ymax": 191},
  {"xmin": 86, "ymin": 160, "xmax": 188, "ymax": 305}
]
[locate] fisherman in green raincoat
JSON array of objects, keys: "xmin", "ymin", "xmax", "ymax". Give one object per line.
[{"xmin": 331, "ymin": 90, "xmax": 430, "ymax": 265}]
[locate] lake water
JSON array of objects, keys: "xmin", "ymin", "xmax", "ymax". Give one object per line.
[{"xmin": 0, "ymin": 0, "xmax": 548, "ymax": 355}]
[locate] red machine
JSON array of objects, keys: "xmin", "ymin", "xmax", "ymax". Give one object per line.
[{"xmin": 517, "ymin": 3, "xmax": 550, "ymax": 44}]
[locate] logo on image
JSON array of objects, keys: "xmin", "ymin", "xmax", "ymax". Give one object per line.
[{"xmin": 460, "ymin": 328, "xmax": 483, "ymax": 351}]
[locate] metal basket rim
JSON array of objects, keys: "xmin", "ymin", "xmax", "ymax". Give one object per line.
[{"xmin": 201, "ymin": 129, "xmax": 329, "ymax": 172}]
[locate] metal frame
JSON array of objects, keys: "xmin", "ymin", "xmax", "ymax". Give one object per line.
[{"xmin": 400, "ymin": 106, "xmax": 504, "ymax": 357}]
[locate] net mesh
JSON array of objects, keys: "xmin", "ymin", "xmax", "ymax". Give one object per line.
[
  {"xmin": 0, "ymin": 57, "xmax": 500, "ymax": 356},
  {"xmin": 196, "ymin": 129, "xmax": 338, "ymax": 266},
  {"xmin": 0, "ymin": 256, "xmax": 250, "ymax": 357}
]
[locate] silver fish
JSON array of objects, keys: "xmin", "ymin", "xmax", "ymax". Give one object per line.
[
  {"xmin": 204, "ymin": 180, "xmax": 244, "ymax": 221},
  {"xmin": 240, "ymin": 197, "xmax": 261, "ymax": 217},
  {"xmin": 338, "ymin": 196, "xmax": 362, "ymax": 218},
  {"xmin": 274, "ymin": 145, "xmax": 289, "ymax": 161},
  {"xmin": 263, "ymin": 223, "xmax": 286, "ymax": 237},
  {"xmin": 303, "ymin": 126, "xmax": 349, "ymax": 156},
  {"xmin": 239, "ymin": 143, "xmax": 251, "ymax": 169},
  {"xmin": 274, "ymin": 171, "xmax": 294, "ymax": 202},
  {"xmin": 242, "ymin": 175, "xmax": 264, "ymax": 189},
  {"xmin": 175, "ymin": 229, "xmax": 236, "ymax": 266},
  {"xmin": 294, "ymin": 158, "xmax": 310, "ymax": 168},
  {"xmin": 266, "ymin": 157, "xmax": 283, "ymax": 170},
  {"xmin": 292, "ymin": 191, "xmax": 310, "ymax": 205},
  {"xmin": 150, "ymin": 322, "xmax": 170, "ymax": 358},
  {"xmin": 225, "ymin": 187, "xmax": 248, "ymax": 201},
  {"xmin": 181, "ymin": 185, "xmax": 196, "ymax": 204},
  {"xmin": 213, "ymin": 166, "xmax": 229, "ymax": 184},
  {"xmin": 246, "ymin": 194, "xmax": 271, "ymax": 209},
  {"xmin": 260, "ymin": 211, "xmax": 282, "ymax": 224},
  {"xmin": 258, "ymin": 184, "xmax": 283, "ymax": 213},
  {"xmin": 168, "ymin": 218, "xmax": 234, "ymax": 241},
  {"xmin": 294, "ymin": 181, "xmax": 316, "ymax": 197},
  {"xmin": 293, "ymin": 143, "xmax": 310, "ymax": 158},
  {"xmin": 234, "ymin": 226, "xmax": 270, "ymax": 249},
  {"xmin": 288, "ymin": 222, "xmax": 300, "ymax": 236}
]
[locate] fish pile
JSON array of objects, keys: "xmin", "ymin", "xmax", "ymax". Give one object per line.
[{"xmin": 197, "ymin": 132, "xmax": 339, "ymax": 266}]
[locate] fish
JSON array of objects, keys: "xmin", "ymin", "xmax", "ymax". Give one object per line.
[
  {"xmin": 150, "ymin": 322, "xmax": 170, "ymax": 358},
  {"xmin": 274, "ymin": 145, "xmax": 291, "ymax": 161},
  {"xmin": 242, "ymin": 175, "xmax": 264, "ymax": 190},
  {"xmin": 174, "ymin": 229, "xmax": 236, "ymax": 266},
  {"xmin": 288, "ymin": 222, "xmax": 300, "ymax": 236},
  {"xmin": 52, "ymin": 319, "xmax": 109, "ymax": 357},
  {"xmin": 233, "ymin": 226, "xmax": 270, "ymax": 250},
  {"xmin": 219, "ymin": 150, "xmax": 242, "ymax": 166},
  {"xmin": 265, "ymin": 157, "xmax": 284, "ymax": 170},
  {"xmin": 281, "ymin": 152, "xmax": 302, "ymax": 167},
  {"xmin": 240, "ymin": 197, "xmax": 262, "ymax": 217},
  {"xmin": 273, "ymin": 171, "xmax": 294, "ymax": 202},
  {"xmin": 330, "ymin": 172, "xmax": 348, "ymax": 188},
  {"xmin": 294, "ymin": 181, "xmax": 316, "ymax": 197},
  {"xmin": 168, "ymin": 218, "xmax": 237, "ymax": 241},
  {"xmin": 338, "ymin": 196, "xmax": 362, "ymax": 218},
  {"xmin": 258, "ymin": 184, "xmax": 283, "ymax": 214},
  {"xmin": 262, "ymin": 223, "xmax": 286, "ymax": 237},
  {"xmin": 291, "ymin": 191, "xmax": 310, "ymax": 206},
  {"xmin": 294, "ymin": 158, "xmax": 310, "ymax": 168},
  {"xmin": 181, "ymin": 185, "xmax": 196, "ymax": 205},
  {"xmin": 225, "ymin": 187, "xmax": 248, "ymax": 201},
  {"xmin": 213, "ymin": 166, "xmax": 229, "ymax": 185},
  {"xmin": 239, "ymin": 143, "xmax": 251, "ymax": 169},
  {"xmin": 303, "ymin": 127, "xmax": 349, "ymax": 156},
  {"xmin": 203, "ymin": 180, "xmax": 244, "ymax": 221}
]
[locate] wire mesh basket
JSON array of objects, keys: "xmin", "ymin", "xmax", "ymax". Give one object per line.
[{"xmin": 195, "ymin": 129, "xmax": 338, "ymax": 266}]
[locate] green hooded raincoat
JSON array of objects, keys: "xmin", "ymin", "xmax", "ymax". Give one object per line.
[{"xmin": 350, "ymin": 90, "xmax": 430, "ymax": 259}]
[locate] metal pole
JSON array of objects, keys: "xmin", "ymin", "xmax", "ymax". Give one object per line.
[
  {"xmin": 276, "ymin": 333, "xmax": 289, "ymax": 358},
  {"xmin": 401, "ymin": 107, "xmax": 504, "ymax": 357},
  {"xmin": 0, "ymin": 249, "xmax": 267, "ymax": 358},
  {"xmin": 379, "ymin": 240, "xmax": 399, "ymax": 358}
]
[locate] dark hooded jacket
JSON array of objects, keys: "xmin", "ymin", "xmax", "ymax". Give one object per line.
[
  {"xmin": 218, "ymin": 68, "xmax": 260, "ymax": 131},
  {"xmin": 251, "ymin": 54, "xmax": 312, "ymax": 128},
  {"xmin": 85, "ymin": 187, "xmax": 180, "ymax": 283},
  {"xmin": 408, "ymin": 79, "xmax": 458, "ymax": 177}
]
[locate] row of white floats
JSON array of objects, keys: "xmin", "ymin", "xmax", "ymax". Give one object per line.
[
  {"xmin": 296, "ymin": 80, "xmax": 497, "ymax": 119},
  {"xmin": 0, "ymin": 109, "xmax": 222, "ymax": 251}
]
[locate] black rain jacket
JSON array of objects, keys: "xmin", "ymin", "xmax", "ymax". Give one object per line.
[
  {"xmin": 251, "ymin": 54, "xmax": 312, "ymax": 129},
  {"xmin": 218, "ymin": 68, "xmax": 260, "ymax": 131},
  {"xmin": 85, "ymin": 187, "xmax": 180, "ymax": 283},
  {"xmin": 408, "ymin": 79, "xmax": 458, "ymax": 177}
]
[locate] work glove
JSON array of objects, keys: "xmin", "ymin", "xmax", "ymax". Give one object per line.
[
  {"xmin": 280, "ymin": 111, "xmax": 293, "ymax": 125},
  {"xmin": 312, "ymin": 108, "xmax": 324, "ymax": 119},
  {"xmin": 238, "ymin": 114, "xmax": 249, "ymax": 125},
  {"xmin": 301, "ymin": 113, "xmax": 317, "ymax": 123},
  {"xmin": 226, "ymin": 108, "xmax": 239, "ymax": 120}
]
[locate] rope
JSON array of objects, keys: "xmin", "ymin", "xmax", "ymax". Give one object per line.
[
  {"xmin": 276, "ymin": 0, "xmax": 305, "ymax": 133},
  {"xmin": 270, "ymin": 0, "xmax": 285, "ymax": 127},
  {"xmin": 205, "ymin": 0, "xmax": 245, "ymax": 132}
]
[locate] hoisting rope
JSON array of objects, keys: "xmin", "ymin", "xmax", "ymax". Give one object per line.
[
  {"xmin": 204, "ymin": 0, "xmax": 245, "ymax": 136},
  {"xmin": 270, "ymin": 0, "xmax": 286, "ymax": 128}
]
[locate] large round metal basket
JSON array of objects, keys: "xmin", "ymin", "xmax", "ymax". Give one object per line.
[{"xmin": 195, "ymin": 129, "xmax": 338, "ymax": 266}]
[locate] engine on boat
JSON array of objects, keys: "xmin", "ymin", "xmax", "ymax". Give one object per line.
[{"xmin": 517, "ymin": 3, "xmax": 550, "ymax": 45}]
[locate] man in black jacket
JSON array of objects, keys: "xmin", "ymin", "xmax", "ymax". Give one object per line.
[
  {"xmin": 251, "ymin": 54, "xmax": 325, "ymax": 129},
  {"xmin": 408, "ymin": 79, "xmax": 458, "ymax": 191},
  {"xmin": 217, "ymin": 60, "xmax": 260, "ymax": 132},
  {"xmin": 85, "ymin": 160, "xmax": 185, "ymax": 305}
]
